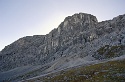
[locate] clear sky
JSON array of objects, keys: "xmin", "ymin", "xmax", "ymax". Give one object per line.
[{"xmin": 0, "ymin": 0, "xmax": 125, "ymax": 51}]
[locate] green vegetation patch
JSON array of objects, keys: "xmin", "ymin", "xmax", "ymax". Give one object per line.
[{"xmin": 94, "ymin": 45, "xmax": 125, "ymax": 59}]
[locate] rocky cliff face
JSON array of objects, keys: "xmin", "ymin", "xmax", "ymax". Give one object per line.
[
  {"xmin": 0, "ymin": 13, "xmax": 98, "ymax": 71},
  {"xmin": 0, "ymin": 13, "xmax": 125, "ymax": 81}
]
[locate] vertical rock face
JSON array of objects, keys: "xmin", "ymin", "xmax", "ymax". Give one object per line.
[
  {"xmin": 0, "ymin": 13, "xmax": 125, "ymax": 73},
  {"xmin": 58, "ymin": 13, "xmax": 97, "ymax": 35}
]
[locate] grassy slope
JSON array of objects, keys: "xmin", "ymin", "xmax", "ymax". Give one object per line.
[{"xmin": 24, "ymin": 59, "xmax": 125, "ymax": 82}]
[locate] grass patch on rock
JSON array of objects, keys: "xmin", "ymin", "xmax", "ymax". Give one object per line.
[{"xmin": 94, "ymin": 45, "xmax": 125, "ymax": 59}]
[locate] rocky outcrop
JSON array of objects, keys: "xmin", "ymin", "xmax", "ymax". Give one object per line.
[{"xmin": 0, "ymin": 13, "xmax": 125, "ymax": 75}]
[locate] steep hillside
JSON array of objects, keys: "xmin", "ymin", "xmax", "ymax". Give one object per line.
[
  {"xmin": 0, "ymin": 13, "xmax": 125, "ymax": 82},
  {"xmin": 0, "ymin": 13, "xmax": 98, "ymax": 72}
]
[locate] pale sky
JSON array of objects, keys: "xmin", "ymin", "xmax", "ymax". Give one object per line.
[{"xmin": 0, "ymin": 0, "xmax": 125, "ymax": 51}]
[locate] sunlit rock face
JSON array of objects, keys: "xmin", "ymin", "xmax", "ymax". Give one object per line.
[
  {"xmin": 57, "ymin": 13, "xmax": 98, "ymax": 36},
  {"xmin": 0, "ymin": 13, "xmax": 125, "ymax": 74}
]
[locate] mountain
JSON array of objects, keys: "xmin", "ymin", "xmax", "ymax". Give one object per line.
[{"xmin": 0, "ymin": 13, "xmax": 125, "ymax": 82}]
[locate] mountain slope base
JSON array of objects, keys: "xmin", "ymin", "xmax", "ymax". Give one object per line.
[{"xmin": 22, "ymin": 56, "xmax": 125, "ymax": 82}]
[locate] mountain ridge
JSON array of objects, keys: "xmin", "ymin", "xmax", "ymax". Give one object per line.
[
  {"xmin": 0, "ymin": 13, "xmax": 98, "ymax": 71},
  {"xmin": 0, "ymin": 13, "xmax": 125, "ymax": 82}
]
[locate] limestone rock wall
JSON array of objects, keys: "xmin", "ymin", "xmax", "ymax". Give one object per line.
[{"xmin": 0, "ymin": 13, "xmax": 125, "ymax": 72}]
